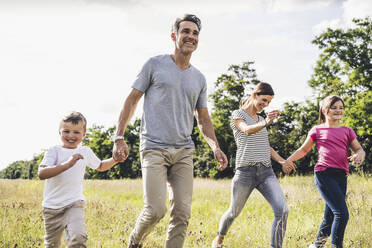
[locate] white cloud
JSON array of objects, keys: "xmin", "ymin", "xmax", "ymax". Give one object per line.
[
  {"xmin": 145, "ymin": 0, "xmax": 267, "ymax": 16},
  {"xmin": 342, "ymin": 0, "xmax": 372, "ymax": 26},
  {"xmin": 311, "ymin": 0, "xmax": 372, "ymax": 37},
  {"xmin": 268, "ymin": 0, "xmax": 335, "ymax": 13},
  {"xmin": 312, "ymin": 19, "xmax": 342, "ymax": 36}
]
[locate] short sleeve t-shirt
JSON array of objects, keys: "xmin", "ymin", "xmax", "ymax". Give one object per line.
[
  {"xmin": 40, "ymin": 145, "xmax": 101, "ymax": 209},
  {"xmin": 230, "ymin": 109, "xmax": 271, "ymax": 168},
  {"xmin": 309, "ymin": 124, "xmax": 357, "ymax": 174},
  {"xmin": 132, "ymin": 54, "xmax": 208, "ymax": 151}
]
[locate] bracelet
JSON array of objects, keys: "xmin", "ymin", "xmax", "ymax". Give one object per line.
[
  {"xmin": 264, "ymin": 119, "xmax": 267, "ymax": 127},
  {"xmin": 214, "ymin": 148, "xmax": 221, "ymax": 153}
]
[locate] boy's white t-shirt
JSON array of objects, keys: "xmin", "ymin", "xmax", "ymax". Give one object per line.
[{"xmin": 40, "ymin": 145, "xmax": 101, "ymax": 209}]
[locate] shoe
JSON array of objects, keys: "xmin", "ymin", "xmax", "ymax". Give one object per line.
[
  {"xmin": 311, "ymin": 236, "xmax": 328, "ymax": 248},
  {"xmin": 212, "ymin": 236, "xmax": 223, "ymax": 248},
  {"xmin": 127, "ymin": 242, "xmax": 142, "ymax": 248}
]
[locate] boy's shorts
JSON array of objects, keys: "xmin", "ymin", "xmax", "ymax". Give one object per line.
[{"xmin": 42, "ymin": 200, "xmax": 87, "ymax": 248}]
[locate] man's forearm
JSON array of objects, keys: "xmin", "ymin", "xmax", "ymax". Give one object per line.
[
  {"xmin": 197, "ymin": 118, "xmax": 220, "ymax": 151},
  {"xmin": 116, "ymin": 89, "xmax": 142, "ymax": 136},
  {"xmin": 116, "ymin": 102, "xmax": 135, "ymax": 136}
]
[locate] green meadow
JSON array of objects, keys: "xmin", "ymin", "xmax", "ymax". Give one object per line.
[{"xmin": 1, "ymin": 175, "xmax": 371, "ymax": 247}]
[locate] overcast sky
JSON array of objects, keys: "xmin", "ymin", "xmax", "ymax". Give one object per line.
[{"xmin": 0, "ymin": 0, "xmax": 371, "ymax": 170}]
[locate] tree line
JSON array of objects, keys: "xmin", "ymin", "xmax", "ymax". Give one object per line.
[{"xmin": 1, "ymin": 18, "xmax": 370, "ymax": 179}]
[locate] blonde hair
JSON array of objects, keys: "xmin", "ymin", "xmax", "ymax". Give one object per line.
[
  {"xmin": 59, "ymin": 111, "xmax": 87, "ymax": 131},
  {"xmin": 240, "ymin": 82, "xmax": 274, "ymax": 108},
  {"xmin": 319, "ymin": 95, "xmax": 345, "ymax": 123}
]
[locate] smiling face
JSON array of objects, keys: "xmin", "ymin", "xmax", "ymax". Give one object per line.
[
  {"xmin": 324, "ymin": 100, "xmax": 344, "ymax": 122},
  {"xmin": 253, "ymin": 94, "xmax": 274, "ymax": 113},
  {"xmin": 172, "ymin": 21, "xmax": 199, "ymax": 55},
  {"xmin": 59, "ymin": 121, "xmax": 86, "ymax": 149}
]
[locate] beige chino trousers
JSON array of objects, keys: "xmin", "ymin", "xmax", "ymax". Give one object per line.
[
  {"xmin": 129, "ymin": 148, "xmax": 194, "ymax": 248},
  {"xmin": 42, "ymin": 200, "xmax": 87, "ymax": 248}
]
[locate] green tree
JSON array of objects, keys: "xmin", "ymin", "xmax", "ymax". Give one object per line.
[
  {"xmin": 0, "ymin": 153, "xmax": 42, "ymax": 179},
  {"xmin": 310, "ymin": 17, "xmax": 371, "ymax": 98}
]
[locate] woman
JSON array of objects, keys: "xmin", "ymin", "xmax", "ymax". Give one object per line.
[{"xmin": 212, "ymin": 82, "xmax": 296, "ymax": 248}]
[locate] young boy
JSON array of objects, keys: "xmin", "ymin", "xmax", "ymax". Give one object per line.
[{"xmin": 38, "ymin": 111, "xmax": 118, "ymax": 247}]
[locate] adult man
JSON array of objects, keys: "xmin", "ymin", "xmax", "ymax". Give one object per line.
[{"xmin": 113, "ymin": 14, "xmax": 228, "ymax": 248}]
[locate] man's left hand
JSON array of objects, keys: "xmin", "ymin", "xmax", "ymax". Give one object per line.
[{"xmin": 214, "ymin": 148, "xmax": 228, "ymax": 171}]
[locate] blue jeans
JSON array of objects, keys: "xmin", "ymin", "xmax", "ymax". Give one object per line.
[
  {"xmin": 217, "ymin": 165, "xmax": 288, "ymax": 248},
  {"xmin": 314, "ymin": 169, "xmax": 349, "ymax": 248}
]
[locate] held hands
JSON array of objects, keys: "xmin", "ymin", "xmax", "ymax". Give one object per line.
[
  {"xmin": 213, "ymin": 148, "xmax": 228, "ymax": 171},
  {"xmin": 63, "ymin": 154, "xmax": 84, "ymax": 168},
  {"xmin": 280, "ymin": 160, "xmax": 296, "ymax": 175},
  {"xmin": 348, "ymin": 153, "xmax": 365, "ymax": 167},
  {"xmin": 265, "ymin": 110, "xmax": 280, "ymax": 126},
  {"xmin": 113, "ymin": 140, "xmax": 129, "ymax": 162}
]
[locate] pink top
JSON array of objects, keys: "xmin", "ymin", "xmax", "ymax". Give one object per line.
[{"xmin": 309, "ymin": 124, "xmax": 357, "ymax": 174}]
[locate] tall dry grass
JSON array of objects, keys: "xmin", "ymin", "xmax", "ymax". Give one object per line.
[{"xmin": 0, "ymin": 175, "xmax": 371, "ymax": 247}]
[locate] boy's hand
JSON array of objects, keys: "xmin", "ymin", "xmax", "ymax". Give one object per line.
[{"xmin": 63, "ymin": 154, "xmax": 84, "ymax": 168}]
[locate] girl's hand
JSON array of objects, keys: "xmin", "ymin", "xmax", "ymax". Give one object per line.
[
  {"xmin": 348, "ymin": 153, "xmax": 365, "ymax": 167},
  {"xmin": 265, "ymin": 110, "xmax": 280, "ymax": 126}
]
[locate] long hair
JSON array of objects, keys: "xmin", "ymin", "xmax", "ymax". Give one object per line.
[
  {"xmin": 240, "ymin": 82, "xmax": 274, "ymax": 109},
  {"xmin": 318, "ymin": 95, "xmax": 345, "ymax": 123}
]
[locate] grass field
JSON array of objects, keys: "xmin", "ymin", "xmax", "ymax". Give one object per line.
[{"xmin": 1, "ymin": 175, "xmax": 371, "ymax": 247}]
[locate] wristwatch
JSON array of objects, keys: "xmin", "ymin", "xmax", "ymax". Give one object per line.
[{"xmin": 112, "ymin": 135, "xmax": 124, "ymax": 142}]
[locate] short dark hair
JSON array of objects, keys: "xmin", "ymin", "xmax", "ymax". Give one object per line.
[
  {"xmin": 59, "ymin": 111, "xmax": 87, "ymax": 131},
  {"xmin": 172, "ymin": 14, "xmax": 201, "ymax": 33},
  {"xmin": 319, "ymin": 95, "xmax": 344, "ymax": 123}
]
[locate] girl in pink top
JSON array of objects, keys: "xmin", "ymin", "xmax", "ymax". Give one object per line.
[{"xmin": 287, "ymin": 95, "xmax": 365, "ymax": 248}]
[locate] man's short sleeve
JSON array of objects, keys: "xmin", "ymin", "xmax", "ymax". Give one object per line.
[
  {"xmin": 132, "ymin": 58, "xmax": 154, "ymax": 93},
  {"xmin": 83, "ymin": 147, "xmax": 102, "ymax": 170},
  {"xmin": 196, "ymin": 75, "xmax": 208, "ymax": 109},
  {"xmin": 40, "ymin": 147, "xmax": 57, "ymax": 166}
]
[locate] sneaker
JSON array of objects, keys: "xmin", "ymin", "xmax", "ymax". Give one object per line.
[
  {"xmin": 212, "ymin": 236, "xmax": 223, "ymax": 248},
  {"xmin": 312, "ymin": 236, "xmax": 328, "ymax": 248},
  {"xmin": 127, "ymin": 242, "xmax": 142, "ymax": 248}
]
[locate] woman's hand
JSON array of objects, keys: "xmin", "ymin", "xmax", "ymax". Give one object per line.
[
  {"xmin": 280, "ymin": 160, "xmax": 296, "ymax": 175},
  {"xmin": 265, "ymin": 110, "xmax": 280, "ymax": 126}
]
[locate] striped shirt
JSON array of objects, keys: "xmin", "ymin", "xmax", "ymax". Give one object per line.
[{"xmin": 230, "ymin": 109, "xmax": 271, "ymax": 168}]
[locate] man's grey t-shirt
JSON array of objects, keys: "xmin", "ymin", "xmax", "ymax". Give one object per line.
[{"xmin": 132, "ymin": 54, "xmax": 208, "ymax": 151}]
